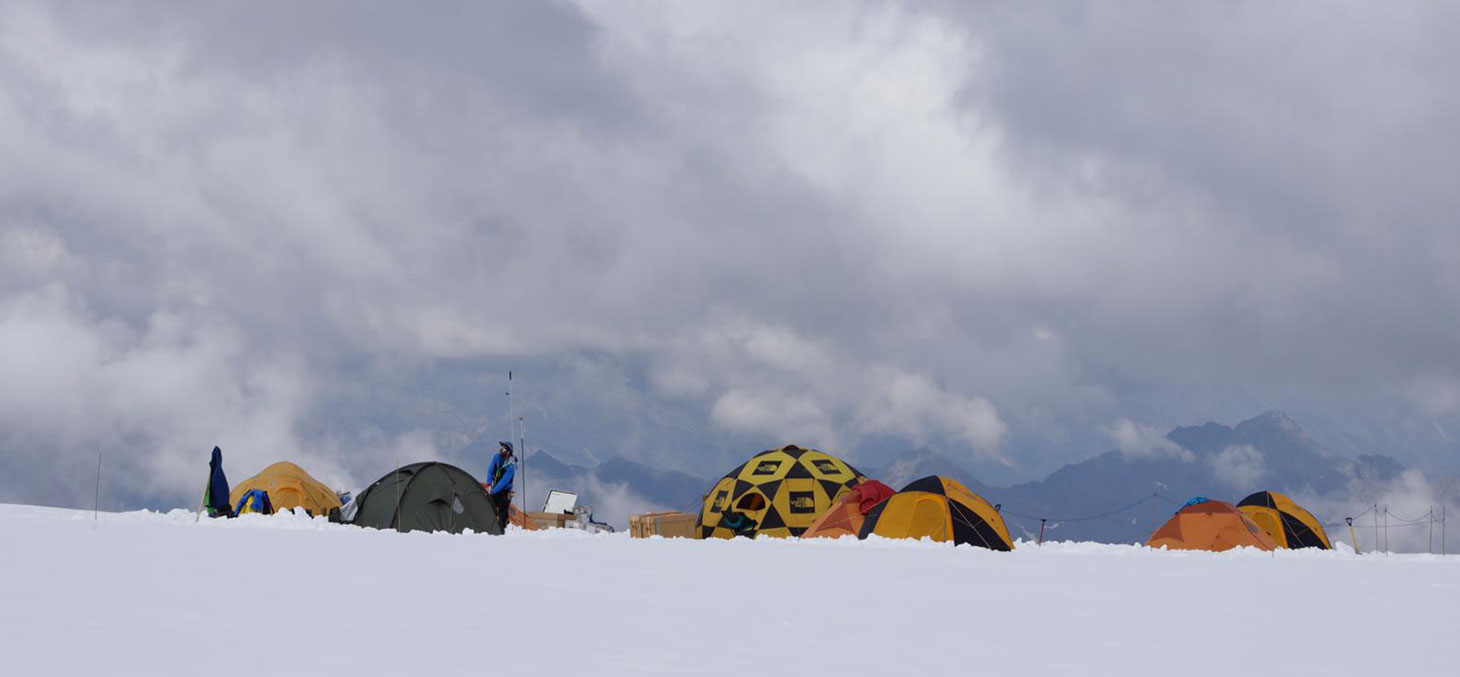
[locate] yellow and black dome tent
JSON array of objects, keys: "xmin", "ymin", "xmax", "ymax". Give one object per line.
[
  {"xmin": 698, "ymin": 445, "xmax": 866, "ymax": 539},
  {"xmin": 1237, "ymin": 491, "xmax": 1331, "ymax": 549},
  {"xmin": 858, "ymin": 476, "xmax": 1015, "ymax": 551},
  {"xmin": 230, "ymin": 461, "xmax": 343, "ymax": 517}
]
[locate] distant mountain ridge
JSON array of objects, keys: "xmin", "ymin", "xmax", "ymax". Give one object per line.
[
  {"xmin": 869, "ymin": 411, "xmax": 1407, "ymax": 543},
  {"xmin": 460, "ymin": 411, "xmax": 1413, "ymax": 540}
]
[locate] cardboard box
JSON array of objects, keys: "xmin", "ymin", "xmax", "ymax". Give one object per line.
[
  {"xmin": 527, "ymin": 511, "xmax": 572, "ymax": 529},
  {"xmin": 630, "ymin": 511, "xmax": 699, "ymax": 539}
]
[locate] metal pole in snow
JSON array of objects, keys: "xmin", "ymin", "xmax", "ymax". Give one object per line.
[
  {"xmin": 93, "ymin": 449, "xmax": 102, "ymax": 522},
  {"xmin": 1038, "ymin": 518, "xmax": 1047, "ymax": 546},
  {"xmin": 506, "ymin": 371, "xmax": 516, "ymax": 521},
  {"xmin": 519, "ymin": 415, "xmax": 526, "ymax": 512},
  {"xmin": 1374, "ymin": 504, "xmax": 1380, "ymax": 554}
]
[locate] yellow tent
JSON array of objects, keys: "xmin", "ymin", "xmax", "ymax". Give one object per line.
[
  {"xmin": 698, "ymin": 445, "xmax": 866, "ymax": 539},
  {"xmin": 1237, "ymin": 491, "xmax": 1331, "ymax": 549},
  {"xmin": 858, "ymin": 476, "xmax": 1015, "ymax": 550},
  {"xmin": 229, "ymin": 461, "xmax": 343, "ymax": 517}
]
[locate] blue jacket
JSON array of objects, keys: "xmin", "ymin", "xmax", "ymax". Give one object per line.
[{"xmin": 487, "ymin": 453, "xmax": 516, "ymax": 496}]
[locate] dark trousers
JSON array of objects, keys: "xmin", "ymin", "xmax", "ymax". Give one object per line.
[{"xmin": 491, "ymin": 490, "xmax": 512, "ymax": 531}]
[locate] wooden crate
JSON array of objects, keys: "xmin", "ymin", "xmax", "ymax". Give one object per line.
[
  {"xmin": 527, "ymin": 511, "xmax": 572, "ymax": 529},
  {"xmin": 629, "ymin": 511, "xmax": 699, "ymax": 539}
]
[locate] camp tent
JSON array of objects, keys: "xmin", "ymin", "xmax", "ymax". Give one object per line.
[
  {"xmin": 1148, "ymin": 497, "xmax": 1277, "ymax": 552},
  {"xmin": 802, "ymin": 479, "xmax": 895, "ymax": 539},
  {"xmin": 698, "ymin": 445, "xmax": 867, "ymax": 539},
  {"xmin": 1237, "ymin": 491, "xmax": 1331, "ymax": 549},
  {"xmin": 229, "ymin": 461, "xmax": 343, "ymax": 517},
  {"xmin": 858, "ymin": 476, "xmax": 1015, "ymax": 551},
  {"xmin": 349, "ymin": 462, "xmax": 502, "ymax": 535}
]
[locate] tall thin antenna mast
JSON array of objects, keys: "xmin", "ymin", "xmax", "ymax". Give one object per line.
[
  {"xmin": 507, "ymin": 371, "xmax": 517, "ymax": 514},
  {"xmin": 519, "ymin": 414, "xmax": 527, "ymax": 514}
]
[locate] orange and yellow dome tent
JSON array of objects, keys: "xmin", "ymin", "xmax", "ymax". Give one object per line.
[
  {"xmin": 229, "ymin": 461, "xmax": 343, "ymax": 517},
  {"xmin": 698, "ymin": 445, "xmax": 867, "ymax": 539},
  {"xmin": 1237, "ymin": 491, "xmax": 1331, "ymax": 549},
  {"xmin": 858, "ymin": 476, "xmax": 1015, "ymax": 550},
  {"xmin": 802, "ymin": 479, "xmax": 895, "ymax": 539},
  {"xmin": 1148, "ymin": 497, "xmax": 1277, "ymax": 552}
]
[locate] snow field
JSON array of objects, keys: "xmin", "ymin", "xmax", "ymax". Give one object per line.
[{"xmin": 0, "ymin": 504, "xmax": 1454, "ymax": 676}]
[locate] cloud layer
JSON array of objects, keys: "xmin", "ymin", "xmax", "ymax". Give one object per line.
[{"xmin": 2, "ymin": 1, "xmax": 1458, "ymax": 508}]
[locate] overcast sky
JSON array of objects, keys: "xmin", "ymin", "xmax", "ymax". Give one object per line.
[{"xmin": 2, "ymin": 1, "xmax": 1458, "ymax": 509}]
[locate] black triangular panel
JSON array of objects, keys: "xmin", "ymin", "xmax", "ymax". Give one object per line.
[
  {"xmin": 901, "ymin": 475, "xmax": 946, "ymax": 495},
  {"xmin": 1237, "ymin": 491, "xmax": 1273, "ymax": 508},
  {"xmin": 788, "ymin": 525, "xmax": 806, "ymax": 537},
  {"xmin": 781, "ymin": 445, "xmax": 806, "ymax": 459},
  {"xmin": 858, "ymin": 500, "xmax": 889, "ymax": 538},
  {"xmin": 819, "ymin": 479, "xmax": 847, "ymax": 501},
  {"xmin": 949, "ymin": 501, "xmax": 1011, "ymax": 551},
  {"xmin": 757, "ymin": 479, "xmax": 782, "ymax": 503},
  {"xmin": 734, "ymin": 479, "xmax": 755, "ymax": 496},
  {"xmin": 760, "ymin": 505, "xmax": 787, "ymax": 531},
  {"xmin": 1280, "ymin": 511, "xmax": 1328, "ymax": 549},
  {"xmin": 701, "ymin": 525, "xmax": 715, "ymax": 539},
  {"xmin": 785, "ymin": 461, "xmax": 813, "ymax": 479}
]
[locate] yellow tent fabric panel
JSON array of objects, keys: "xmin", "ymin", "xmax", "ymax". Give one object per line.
[
  {"xmin": 230, "ymin": 461, "xmax": 343, "ymax": 516},
  {"xmin": 698, "ymin": 445, "xmax": 866, "ymax": 539},
  {"xmin": 1243, "ymin": 508, "xmax": 1289, "ymax": 547}
]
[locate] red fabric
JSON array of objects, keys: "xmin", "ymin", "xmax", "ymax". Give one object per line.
[{"xmin": 854, "ymin": 479, "xmax": 896, "ymax": 514}]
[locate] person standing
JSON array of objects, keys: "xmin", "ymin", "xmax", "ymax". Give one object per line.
[{"xmin": 486, "ymin": 441, "xmax": 517, "ymax": 529}]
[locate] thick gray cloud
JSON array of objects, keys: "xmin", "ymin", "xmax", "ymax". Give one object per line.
[{"xmin": 1, "ymin": 1, "xmax": 1457, "ymax": 510}]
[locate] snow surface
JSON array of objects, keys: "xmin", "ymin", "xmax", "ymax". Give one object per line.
[{"xmin": 1, "ymin": 503, "xmax": 1455, "ymax": 676}]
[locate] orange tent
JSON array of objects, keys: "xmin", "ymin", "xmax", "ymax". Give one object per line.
[
  {"xmin": 803, "ymin": 480, "xmax": 895, "ymax": 539},
  {"xmin": 1148, "ymin": 498, "xmax": 1277, "ymax": 552}
]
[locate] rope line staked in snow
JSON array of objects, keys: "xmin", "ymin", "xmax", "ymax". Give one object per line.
[{"xmin": 1003, "ymin": 493, "xmax": 1162, "ymax": 524}]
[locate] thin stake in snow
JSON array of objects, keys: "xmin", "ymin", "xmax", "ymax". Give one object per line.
[
  {"xmin": 93, "ymin": 449, "xmax": 102, "ymax": 522},
  {"xmin": 1374, "ymin": 503, "xmax": 1380, "ymax": 555}
]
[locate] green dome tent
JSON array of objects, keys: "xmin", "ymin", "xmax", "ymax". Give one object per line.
[{"xmin": 349, "ymin": 462, "xmax": 503, "ymax": 534}]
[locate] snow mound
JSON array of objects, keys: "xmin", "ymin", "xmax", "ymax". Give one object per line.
[{"xmin": 1, "ymin": 504, "xmax": 1454, "ymax": 676}]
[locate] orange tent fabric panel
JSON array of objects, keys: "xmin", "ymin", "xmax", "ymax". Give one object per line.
[{"xmin": 803, "ymin": 480, "xmax": 895, "ymax": 539}]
